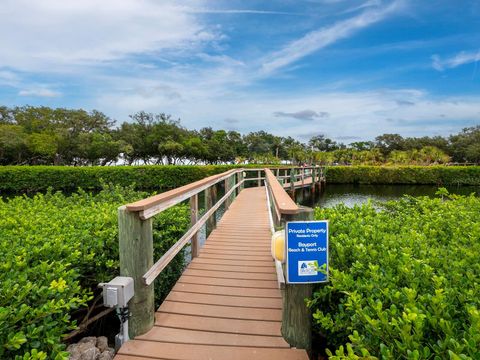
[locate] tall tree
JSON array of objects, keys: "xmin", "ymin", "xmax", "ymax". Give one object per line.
[
  {"xmin": 449, "ymin": 126, "xmax": 480, "ymax": 163},
  {"xmin": 375, "ymin": 133, "xmax": 405, "ymax": 155}
]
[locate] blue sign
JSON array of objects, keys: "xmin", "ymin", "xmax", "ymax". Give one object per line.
[{"xmin": 285, "ymin": 221, "xmax": 328, "ymax": 284}]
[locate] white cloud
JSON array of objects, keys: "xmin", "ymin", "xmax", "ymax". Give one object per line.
[
  {"xmin": 94, "ymin": 76, "xmax": 479, "ymax": 141},
  {"xmin": 260, "ymin": 0, "xmax": 406, "ymax": 74},
  {"xmin": 1, "ymin": 0, "xmax": 475, "ymax": 142},
  {"xmin": 18, "ymin": 88, "xmax": 61, "ymax": 97},
  {"xmin": 0, "ymin": 0, "xmax": 212, "ymax": 71},
  {"xmin": 432, "ymin": 50, "xmax": 480, "ymax": 71},
  {"xmin": 0, "ymin": 70, "xmax": 20, "ymax": 87},
  {"xmin": 341, "ymin": 0, "xmax": 382, "ymax": 14},
  {"xmin": 0, "ymin": 71, "xmax": 19, "ymax": 82}
]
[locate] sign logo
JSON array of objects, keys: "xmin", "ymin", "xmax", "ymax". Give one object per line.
[
  {"xmin": 286, "ymin": 221, "xmax": 328, "ymax": 284},
  {"xmin": 298, "ymin": 261, "xmax": 318, "ymax": 276}
]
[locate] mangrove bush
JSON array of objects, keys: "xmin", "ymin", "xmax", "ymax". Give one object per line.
[{"xmin": 311, "ymin": 191, "xmax": 480, "ymax": 359}]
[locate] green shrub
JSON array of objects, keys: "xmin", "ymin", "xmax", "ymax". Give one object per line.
[
  {"xmin": 311, "ymin": 192, "xmax": 480, "ymax": 359},
  {"xmin": 0, "ymin": 185, "xmax": 189, "ymax": 359},
  {"xmin": 325, "ymin": 165, "xmax": 480, "ymax": 185},
  {"xmin": 0, "ymin": 165, "xmax": 238, "ymax": 193},
  {"xmin": 0, "ymin": 165, "xmax": 478, "ymax": 194}
]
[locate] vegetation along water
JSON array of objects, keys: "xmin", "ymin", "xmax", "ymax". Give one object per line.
[
  {"xmin": 310, "ymin": 190, "xmax": 480, "ymax": 359},
  {"xmin": 0, "ymin": 185, "xmax": 189, "ymax": 359}
]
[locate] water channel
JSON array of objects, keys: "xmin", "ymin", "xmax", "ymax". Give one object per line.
[{"xmin": 297, "ymin": 183, "xmax": 480, "ymax": 208}]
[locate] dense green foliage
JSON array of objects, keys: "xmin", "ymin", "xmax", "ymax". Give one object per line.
[
  {"xmin": 0, "ymin": 165, "xmax": 235, "ymax": 193},
  {"xmin": 0, "ymin": 185, "xmax": 189, "ymax": 359},
  {"xmin": 311, "ymin": 191, "xmax": 480, "ymax": 359},
  {"xmin": 326, "ymin": 166, "xmax": 480, "ymax": 185},
  {"xmin": 1, "ymin": 165, "xmax": 479, "ymax": 194},
  {"xmin": 1, "ymin": 106, "xmax": 479, "ymax": 165},
  {"xmin": 314, "ymin": 146, "xmax": 451, "ymax": 166}
]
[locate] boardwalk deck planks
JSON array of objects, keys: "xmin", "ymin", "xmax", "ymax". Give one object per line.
[{"xmin": 115, "ymin": 187, "xmax": 308, "ymax": 360}]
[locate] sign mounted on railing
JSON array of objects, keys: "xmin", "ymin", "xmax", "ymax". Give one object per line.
[{"xmin": 285, "ymin": 221, "xmax": 328, "ymax": 284}]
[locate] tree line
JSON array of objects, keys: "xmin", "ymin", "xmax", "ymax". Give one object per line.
[{"xmin": 0, "ymin": 105, "xmax": 479, "ymax": 166}]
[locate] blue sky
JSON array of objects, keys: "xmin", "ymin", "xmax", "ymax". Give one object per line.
[{"xmin": 0, "ymin": 0, "xmax": 479, "ymax": 142}]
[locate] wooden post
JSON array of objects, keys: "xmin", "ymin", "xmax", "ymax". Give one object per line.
[
  {"xmin": 232, "ymin": 173, "xmax": 237, "ymax": 201},
  {"xmin": 238, "ymin": 171, "xmax": 245, "ymax": 192},
  {"xmin": 320, "ymin": 166, "xmax": 326, "ymax": 192},
  {"xmin": 118, "ymin": 206, "xmax": 154, "ymax": 338},
  {"xmin": 225, "ymin": 174, "xmax": 236, "ymax": 208},
  {"xmin": 290, "ymin": 168, "xmax": 296, "ymax": 198},
  {"xmin": 190, "ymin": 194, "xmax": 199, "ymax": 259},
  {"xmin": 257, "ymin": 170, "xmax": 261, "ymax": 187},
  {"xmin": 281, "ymin": 207, "xmax": 314, "ymax": 351},
  {"xmin": 205, "ymin": 185, "xmax": 217, "ymax": 237},
  {"xmin": 224, "ymin": 177, "xmax": 231, "ymax": 209},
  {"xmin": 311, "ymin": 168, "xmax": 316, "ymax": 195},
  {"xmin": 277, "ymin": 168, "xmax": 283, "ymax": 186}
]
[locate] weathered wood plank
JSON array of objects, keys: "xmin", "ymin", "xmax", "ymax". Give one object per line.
[
  {"xmin": 202, "ymin": 242, "xmax": 270, "ymax": 249},
  {"xmin": 188, "ymin": 262, "xmax": 276, "ymax": 274},
  {"xmin": 165, "ymin": 291, "xmax": 282, "ymax": 309},
  {"xmin": 115, "ymin": 187, "xmax": 307, "ymax": 360},
  {"xmin": 177, "ymin": 275, "xmax": 279, "ymax": 289},
  {"xmin": 198, "ymin": 253, "xmax": 273, "ymax": 261},
  {"xmin": 171, "ymin": 282, "xmax": 281, "ymax": 298},
  {"xmin": 191, "ymin": 257, "xmax": 274, "ymax": 267},
  {"xmin": 117, "ymin": 341, "xmax": 308, "ymax": 360},
  {"xmin": 154, "ymin": 313, "xmax": 282, "ymax": 336},
  {"xmin": 200, "ymin": 248, "xmax": 272, "ymax": 256},
  {"xmin": 183, "ymin": 268, "xmax": 277, "ymax": 280},
  {"xmin": 158, "ymin": 301, "xmax": 282, "ymax": 321},
  {"xmin": 136, "ymin": 326, "xmax": 289, "ymax": 348}
]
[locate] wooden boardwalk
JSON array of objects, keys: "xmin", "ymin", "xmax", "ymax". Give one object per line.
[
  {"xmin": 115, "ymin": 187, "xmax": 308, "ymax": 360},
  {"xmin": 283, "ymin": 177, "xmax": 315, "ymax": 190}
]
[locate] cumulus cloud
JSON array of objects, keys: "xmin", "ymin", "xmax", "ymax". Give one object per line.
[
  {"xmin": 0, "ymin": 70, "xmax": 20, "ymax": 87},
  {"xmin": 96, "ymin": 83, "xmax": 480, "ymax": 141},
  {"xmin": 432, "ymin": 50, "xmax": 480, "ymax": 71},
  {"xmin": 0, "ymin": 0, "xmax": 214, "ymax": 71},
  {"xmin": 273, "ymin": 110, "xmax": 329, "ymax": 120}
]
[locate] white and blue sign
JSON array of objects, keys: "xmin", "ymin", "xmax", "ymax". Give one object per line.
[{"xmin": 286, "ymin": 221, "xmax": 328, "ymax": 284}]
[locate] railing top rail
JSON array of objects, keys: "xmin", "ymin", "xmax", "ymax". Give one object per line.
[
  {"xmin": 126, "ymin": 168, "xmax": 239, "ymax": 212},
  {"xmin": 264, "ymin": 168, "xmax": 299, "ymax": 215},
  {"xmin": 125, "ymin": 165, "xmax": 317, "ymax": 214},
  {"xmin": 244, "ymin": 166, "xmax": 320, "ymax": 171}
]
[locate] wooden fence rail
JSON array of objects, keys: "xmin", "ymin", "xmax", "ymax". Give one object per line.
[
  {"xmin": 264, "ymin": 168, "xmax": 314, "ymax": 351},
  {"xmin": 118, "ymin": 166, "xmax": 325, "ymax": 340}
]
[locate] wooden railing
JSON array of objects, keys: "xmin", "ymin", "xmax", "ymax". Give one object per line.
[
  {"xmin": 241, "ymin": 166, "xmax": 325, "ymax": 195},
  {"xmin": 118, "ymin": 166, "xmax": 324, "ymax": 339},
  {"xmin": 263, "ymin": 167, "xmax": 317, "ymax": 350}
]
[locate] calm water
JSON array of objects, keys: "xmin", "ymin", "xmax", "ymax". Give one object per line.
[{"xmin": 297, "ymin": 184, "xmax": 480, "ymax": 208}]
